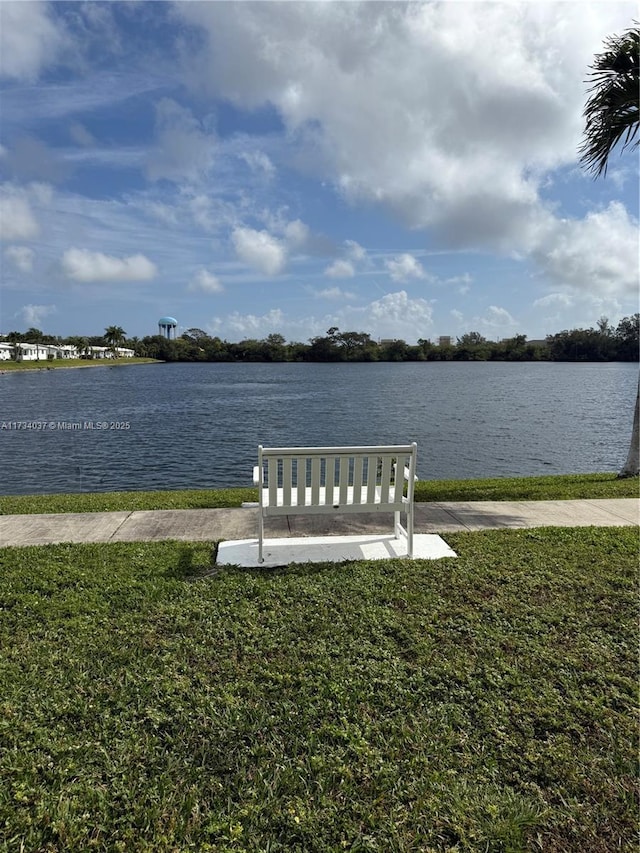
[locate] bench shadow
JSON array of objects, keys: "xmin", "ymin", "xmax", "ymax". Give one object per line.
[
  {"xmin": 413, "ymin": 502, "xmax": 535, "ymax": 531},
  {"xmin": 165, "ymin": 544, "xmax": 220, "ymax": 581}
]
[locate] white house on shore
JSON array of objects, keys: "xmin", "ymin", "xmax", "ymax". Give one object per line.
[
  {"xmin": 88, "ymin": 346, "xmax": 135, "ymax": 358},
  {"xmin": 0, "ymin": 341, "xmax": 135, "ymax": 361},
  {"xmin": 16, "ymin": 343, "xmax": 49, "ymax": 361},
  {"xmin": 48, "ymin": 345, "xmax": 78, "ymax": 359},
  {"xmin": 14, "ymin": 343, "xmax": 76, "ymax": 361}
]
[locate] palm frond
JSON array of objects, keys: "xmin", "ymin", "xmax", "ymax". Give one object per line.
[{"xmin": 579, "ymin": 25, "xmax": 639, "ymax": 177}]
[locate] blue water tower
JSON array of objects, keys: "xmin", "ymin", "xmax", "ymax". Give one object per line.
[{"xmin": 158, "ymin": 316, "xmax": 178, "ymax": 340}]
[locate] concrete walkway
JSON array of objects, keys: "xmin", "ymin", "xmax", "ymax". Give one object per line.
[{"xmin": 0, "ymin": 499, "xmax": 637, "ymax": 548}]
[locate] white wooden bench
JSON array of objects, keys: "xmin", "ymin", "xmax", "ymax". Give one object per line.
[{"xmin": 253, "ymin": 443, "xmax": 418, "ymax": 562}]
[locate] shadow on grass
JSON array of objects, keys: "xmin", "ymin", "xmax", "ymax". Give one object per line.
[
  {"xmin": 211, "ymin": 550, "xmax": 456, "ymax": 581},
  {"xmin": 166, "ymin": 544, "xmax": 221, "ymax": 580},
  {"xmin": 167, "ymin": 544, "xmax": 354, "ymax": 582}
]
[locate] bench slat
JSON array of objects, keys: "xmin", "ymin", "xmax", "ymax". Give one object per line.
[
  {"xmin": 352, "ymin": 456, "xmax": 364, "ymax": 505},
  {"xmin": 366, "ymin": 456, "xmax": 377, "ymax": 504},
  {"xmin": 311, "ymin": 456, "xmax": 321, "ymax": 505},
  {"xmin": 325, "ymin": 456, "xmax": 335, "ymax": 502},
  {"xmin": 282, "ymin": 457, "xmax": 292, "ymax": 507},
  {"xmin": 339, "ymin": 457, "xmax": 349, "ymax": 505},
  {"xmin": 259, "ymin": 444, "xmax": 415, "ymax": 456},
  {"xmin": 379, "ymin": 455, "xmax": 392, "ymax": 504},
  {"xmin": 296, "ymin": 457, "xmax": 306, "ymax": 506},
  {"xmin": 268, "ymin": 457, "xmax": 278, "ymax": 509},
  {"xmin": 260, "ymin": 493, "xmax": 406, "ymax": 514},
  {"xmin": 393, "ymin": 461, "xmax": 404, "ymax": 503}
]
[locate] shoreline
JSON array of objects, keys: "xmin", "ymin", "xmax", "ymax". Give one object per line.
[
  {"xmin": 0, "ymin": 358, "xmax": 161, "ymax": 373},
  {"xmin": 2, "ymin": 357, "xmax": 638, "ymax": 371},
  {"xmin": 0, "ymin": 472, "xmax": 636, "ymax": 516}
]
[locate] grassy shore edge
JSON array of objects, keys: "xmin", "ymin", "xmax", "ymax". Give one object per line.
[
  {"xmin": 0, "ymin": 472, "xmax": 637, "ymax": 515},
  {"xmin": 0, "ymin": 357, "xmax": 160, "ymax": 371}
]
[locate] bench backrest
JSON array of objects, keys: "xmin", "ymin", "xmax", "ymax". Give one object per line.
[{"xmin": 257, "ymin": 443, "xmax": 417, "ymax": 509}]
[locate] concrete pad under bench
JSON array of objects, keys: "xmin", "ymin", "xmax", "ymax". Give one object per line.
[{"xmin": 217, "ymin": 533, "xmax": 457, "ymax": 568}]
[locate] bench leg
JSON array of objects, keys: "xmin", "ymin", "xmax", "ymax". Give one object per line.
[
  {"xmin": 407, "ymin": 503, "xmax": 414, "ymax": 558},
  {"xmin": 258, "ymin": 512, "xmax": 264, "ymax": 563},
  {"xmin": 394, "ymin": 510, "xmax": 401, "ymax": 539}
]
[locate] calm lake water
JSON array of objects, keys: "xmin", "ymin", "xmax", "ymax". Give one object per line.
[{"xmin": 0, "ymin": 361, "xmax": 636, "ymax": 495}]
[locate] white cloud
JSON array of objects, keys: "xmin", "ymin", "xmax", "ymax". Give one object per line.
[
  {"xmin": 531, "ymin": 290, "xmax": 625, "ymax": 335},
  {"xmin": 474, "ymin": 306, "xmax": 518, "ymax": 332},
  {"xmin": 385, "ymin": 253, "xmax": 426, "ymax": 282},
  {"xmin": 259, "ymin": 211, "xmax": 310, "ymax": 250},
  {"xmin": 0, "ymin": 1, "xmax": 67, "ymax": 81},
  {"xmin": 21, "ymin": 303, "xmax": 56, "ymax": 328},
  {"xmin": 450, "ymin": 309, "xmax": 464, "ymax": 322},
  {"xmin": 314, "ymin": 286, "xmax": 356, "ymax": 301},
  {"xmin": 532, "ymin": 202, "xmax": 639, "ymax": 298},
  {"xmin": 209, "ymin": 308, "xmax": 285, "ymax": 338},
  {"xmin": 0, "ymin": 185, "xmax": 39, "ymax": 240},
  {"xmin": 142, "ymin": 201, "xmax": 179, "ymax": 226},
  {"xmin": 283, "ymin": 218, "xmax": 309, "ymax": 249},
  {"xmin": 188, "ymin": 268, "xmax": 223, "ymax": 294},
  {"xmin": 344, "ymin": 240, "xmax": 366, "ymax": 261},
  {"xmin": 533, "ymin": 293, "xmax": 573, "ymax": 308},
  {"xmin": 74, "ymin": 3, "xmax": 124, "ymax": 59},
  {"xmin": 445, "ymin": 272, "xmax": 472, "ymax": 286},
  {"xmin": 205, "ymin": 291, "xmax": 433, "ymax": 343},
  {"xmin": 239, "ymin": 150, "xmax": 275, "ymax": 176},
  {"xmin": 28, "ymin": 182, "xmax": 53, "ymax": 206},
  {"xmin": 231, "ymin": 227, "xmax": 286, "ymax": 276},
  {"xmin": 183, "ymin": 192, "xmax": 243, "ymax": 235},
  {"xmin": 324, "ymin": 259, "xmax": 355, "ymax": 278},
  {"xmin": 176, "ymin": 1, "xmax": 635, "ymax": 279},
  {"xmin": 5, "ymin": 245, "xmax": 35, "ymax": 272},
  {"xmin": 323, "ymin": 240, "xmax": 368, "ymax": 278},
  {"xmin": 61, "ymin": 248, "xmax": 157, "ymax": 283},
  {"xmin": 146, "ymin": 98, "xmax": 215, "ymax": 184},
  {"xmin": 441, "ymin": 274, "xmax": 473, "ymax": 296},
  {"xmin": 337, "ymin": 290, "xmax": 434, "ymax": 342}
]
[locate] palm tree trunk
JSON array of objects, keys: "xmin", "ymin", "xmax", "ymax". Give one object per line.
[{"xmin": 618, "ymin": 377, "xmax": 639, "ymax": 478}]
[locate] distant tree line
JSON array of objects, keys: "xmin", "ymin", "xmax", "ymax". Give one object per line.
[{"xmin": 3, "ymin": 315, "xmax": 638, "ymax": 363}]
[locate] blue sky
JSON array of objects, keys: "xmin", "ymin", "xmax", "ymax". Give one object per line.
[{"xmin": 0, "ymin": 1, "xmax": 637, "ymax": 344}]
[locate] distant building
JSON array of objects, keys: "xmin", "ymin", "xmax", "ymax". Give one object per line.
[
  {"xmin": 44, "ymin": 345, "xmax": 77, "ymax": 359},
  {"xmin": 88, "ymin": 346, "xmax": 135, "ymax": 359},
  {"xmin": 438, "ymin": 336, "xmax": 452, "ymax": 347},
  {"xmin": 159, "ymin": 316, "xmax": 178, "ymax": 339},
  {"xmin": 15, "ymin": 343, "xmax": 48, "ymax": 361}
]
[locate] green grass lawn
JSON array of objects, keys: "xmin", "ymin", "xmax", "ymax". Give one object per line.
[
  {"xmin": 0, "ymin": 472, "xmax": 637, "ymax": 516},
  {"xmin": 0, "ymin": 357, "xmax": 159, "ymax": 371},
  {"xmin": 0, "ymin": 528, "xmax": 637, "ymax": 851}
]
